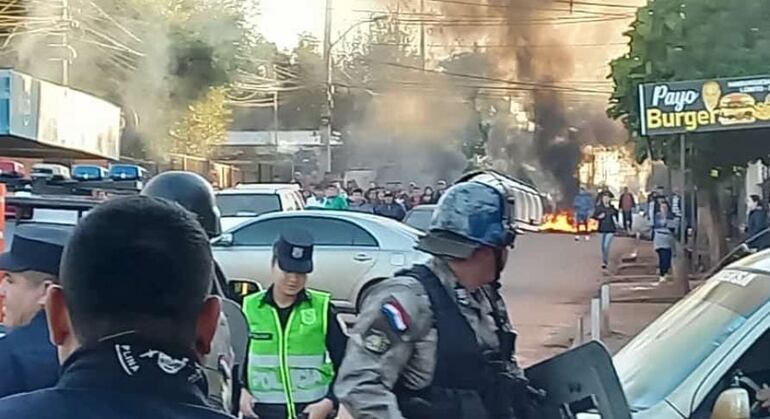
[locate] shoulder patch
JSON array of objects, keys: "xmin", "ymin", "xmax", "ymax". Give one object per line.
[
  {"xmin": 381, "ymin": 298, "xmax": 411, "ymax": 332},
  {"xmin": 362, "ymin": 328, "xmax": 392, "ymax": 354}
]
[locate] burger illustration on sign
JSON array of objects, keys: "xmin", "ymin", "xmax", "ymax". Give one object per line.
[{"xmin": 717, "ymin": 93, "xmax": 757, "ymax": 125}]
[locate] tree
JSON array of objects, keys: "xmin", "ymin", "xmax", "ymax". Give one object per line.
[
  {"xmin": 169, "ymin": 86, "xmax": 232, "ymax": 157},
  {"xmin": 608, "ymin": 0, "xmax": 770, "ymax": 267}
]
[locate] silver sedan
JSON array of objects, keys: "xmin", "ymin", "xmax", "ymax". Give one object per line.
[{"xmin": 212, "ymin": 210, "xmax": 429, "ymax": 313}]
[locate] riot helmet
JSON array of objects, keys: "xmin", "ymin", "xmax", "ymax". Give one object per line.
[
  {"xmin": 141, "ymin": 171, "xmax": 222, "ymax": 238},
  {"xmin": 416, "ymin": 172, "xmax": 515, "ymax": 260}
]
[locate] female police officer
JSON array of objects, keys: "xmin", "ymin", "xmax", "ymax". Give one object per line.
[{"xmin": 240, "ymin": 229, "xmax": 347, "ymax": 419}]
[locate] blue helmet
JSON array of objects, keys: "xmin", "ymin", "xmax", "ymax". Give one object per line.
[{"xmin": 416, "ymin": 178, "xmax": 515, "ymax": 259}]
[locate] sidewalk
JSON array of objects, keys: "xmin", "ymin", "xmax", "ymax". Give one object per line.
[{"xmin": 564, "ymin": 236, "xmax": 693, "ymax": 354}]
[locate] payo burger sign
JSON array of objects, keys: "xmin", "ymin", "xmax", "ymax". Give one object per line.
[{"xmin": 638, "ymin": 75, "xmax": 770, "ymax": 136}]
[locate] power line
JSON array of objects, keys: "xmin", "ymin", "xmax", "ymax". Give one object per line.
[
  {"xmin": 366, "ymin": 41, "xmax": 627, "ymax": 48},
  {"xmin": 424, "ymin": 0, "xmax": 638, "ymax": 10}
]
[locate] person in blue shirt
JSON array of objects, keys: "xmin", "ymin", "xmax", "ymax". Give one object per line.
[
  {"xmin": 0, "ymin": 224, "xmax": 70, "ymax": 398},
  {"xmin": 572, "ymin": 186, "xmax": 594, "ymax": 241}
]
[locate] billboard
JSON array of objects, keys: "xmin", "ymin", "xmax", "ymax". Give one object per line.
[
  {"xmin": 0, "ymin": 70, "xmax": 121, "ymax": 160},
  {"xmin": 638, "ymin": 75, "xmax": 770, "ymax": 136}
]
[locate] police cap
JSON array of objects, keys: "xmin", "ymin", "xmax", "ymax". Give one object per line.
[
  {"xmin": 273, "ymin": 229, "xmax": 314, "ymax": 274},
  {"xmin": 0, "ymin": 224, "xmax": 71, "ymax": 277}
]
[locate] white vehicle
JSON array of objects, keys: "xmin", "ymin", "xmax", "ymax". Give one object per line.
[
  {"xmin": 574, "ymin": 248, "xmax": 770, "ymax": 418},
  {"xmin": 31, "ymin": 163, "xmax": 71, "ymax": 181},
  {"xmin": 216, "ymin": 186, "xmax": 305, "ymax": 231},
  {"xmin": 212, "ymin": 210, "xmax": 429, "ymax": 313}
]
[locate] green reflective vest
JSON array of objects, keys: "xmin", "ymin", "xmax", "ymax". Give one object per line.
[{"xmin": 242, "ymin": 288, "xmax": 334, "ymax": 419}]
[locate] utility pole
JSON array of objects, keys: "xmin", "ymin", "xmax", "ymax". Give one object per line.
[
  {"xmin": 61, "ymin": 0, "xmax": 70, "ymax": 85},
  {"xmin": 419, "ymin": 0, "xmax": 426, "ymax": 69},
  {"xmin": 273, "ymin": 91, "xmax": 279, "ymax": 145},
  {"xmin": 321, "ymin": 0, "xmax": 333, "ymax": 173}
]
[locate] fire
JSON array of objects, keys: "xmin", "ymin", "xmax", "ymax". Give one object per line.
[{"xmin": 541, "ymin": 210, "xmax": 599, "ymax": 234}]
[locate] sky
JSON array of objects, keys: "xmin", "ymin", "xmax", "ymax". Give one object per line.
[{"xmin": 256, "ymin": 0, "xmax": 382, "ymax": 51}]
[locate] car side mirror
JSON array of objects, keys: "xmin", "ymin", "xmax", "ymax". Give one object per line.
[
  {"xmin": 230, "ymin": 278, "xmax": 263, "ymax": 300},
  {"xmin": 214, "ymin": 233, "xmax": 234, "ymax": 247},
  {"xmin": 710, "ymin": 387, "xmax": 750, "ymax": 419}
]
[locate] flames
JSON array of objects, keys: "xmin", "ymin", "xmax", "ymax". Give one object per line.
[{"xmin": 541, "ymin": 210, "xmax": 599, "ymax": 234}]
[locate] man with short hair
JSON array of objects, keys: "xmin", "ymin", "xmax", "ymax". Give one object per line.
[
  {"xmin": 0, "ymin": 224, "xmax": 70, "ymax": 398},
  {"xmin": 0, "ymin": 196, "xmax": 234, "ymax": 419},
  {"xmin": 348, "ymin": 188, "xmax": 373, "ymax": 213},
  {"xmin": 323, "ymin": 184, "xmax": 349, "ymax": 210},
  {"xmin": 374, "ymin": 191, "xmax": 406, "ymax": 221},
  {"xmin": 306, "ymin": 184, "xmax": 326, "ymax": 208}
]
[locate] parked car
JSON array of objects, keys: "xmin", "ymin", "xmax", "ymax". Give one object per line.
[
  {"xmin": 576, "ymin": 248, "xmax": 770, "ymax": 418},
  {"xmin": 72, "ymin": 165, "xmax": 108, "ymax": 181},
  {"xmin": 404, "ymin": 204, "xmax": 436, "ymax": 232},
  {"xmin": 0, "ymin": 159, "xmax": 25, "ymax": 178},
  {"xmin": 108, "ymin": 164, "xmax": 149, "ymax": 181},
  {"xmin": 212, "ymin": 210, "xmax": 429, "ymax": 313},
  {"xmin": 31, "ymin": 163, "xmax": 70, "ymax": 181},
  {"xmin": 216, "ymin": 186, "xmax": 305, "ymax": 231}
]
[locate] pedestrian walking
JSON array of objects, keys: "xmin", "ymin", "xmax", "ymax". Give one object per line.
[
  {"xmin": 0, "ymin": 225, "xmax": 69, "ymax": 398},
  {"xmin": 335, "ymin": 176, "xmax": 536, "ymax": 419},
  {"xmin": 593, "ymin": 192, "xmax": 619, "ymax": 270},
  {"xmin": 619, "ymin": 187, "xmax": 636, "ymax": 232},
  {"xmin": 573, "ymin": 186, "xmax": 594, "ymax": 241},
  {"xmin": 240, "ymin": 229, "xmax": 346, "ymax": 419},
  {"xmin": 323, "ymin": 184, "xmax": 348, "ymax": 210},
  {"xmin": 374, "ymin": 191, "xmax": 406, "ymax": 221},
  {"xmin": 746, "ymin": 194, "xmax": 769, "ymax": 248},
  {"xmin": 0, "ymin": 196, "xmax": 235, "ymax": 419},
  {"xmin": 348, "ymin": 188, "xmax": 373, "ymax": 213},
  {"xmin": 653, "ymin": 201, "xmax": 678, "ymax": 282}
]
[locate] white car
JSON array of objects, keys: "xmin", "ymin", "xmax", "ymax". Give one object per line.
[
  {"xmin": 212, "ymin": 210, "xmax": 429, "ymax": 312},
  {"xmin": 216, "ymin": 185, "xmax": 305, "ymax": 231},
  {"xmin": 576, "ymin": 248, "xmax": 770, "ymax": 418}
]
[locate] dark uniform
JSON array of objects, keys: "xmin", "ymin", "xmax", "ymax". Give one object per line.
[
  {"xmin": 0, "ymin": 225, "xmax": 69, "ymax": 397},
  {"xmin": 336, "ymin": 175, "xmax": 536, "ymax": 419},
  {"xmin": 0, "ymin": 336, "xmax": 231, "ymax": 419},
  {"xmin": 0, "ymin": 196, "xmax": 235, "ymax": 419}
]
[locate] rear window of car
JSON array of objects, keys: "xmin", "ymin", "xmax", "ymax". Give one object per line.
[
  {"xmin": 216, "ymin": 194, "xmax": 282, "ymax": 217},
  {"xmin": 73, "ymin": 166, "xmax": 103, "ymax": 179},
  {"xmin": 405, "ymin": 208, "xmax": 434, "ymax": 232},
  {"xmin": 110, "ymin": 165, "xmax": 139, "ymax": 179}
]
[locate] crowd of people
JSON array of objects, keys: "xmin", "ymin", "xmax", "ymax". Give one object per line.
[
  {"xmin": 573, "ymin": 185, "xmax": 687, "ymax": 281},
  {"xmin": 299, "ymin": 179, "xmax": 449, "ymax": 222}
]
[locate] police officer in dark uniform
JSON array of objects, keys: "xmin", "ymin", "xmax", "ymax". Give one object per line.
[
  {"xmin": 0, "ymin": 224, "xmax": 70, "ymax": 397},
  {"xmin": 142, "ymin": 171, "xmax": 240, "ymax": 412},
  {"xmin": 0, "ymin": 196, "xmax": 235, "ymax": 418},
  {"xmin": 336, "ymin": 174, "xmax": 537, "ymax": 419}
]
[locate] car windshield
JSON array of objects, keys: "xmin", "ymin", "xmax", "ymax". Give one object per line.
[
  {"xmin": 614, "ymin": 269, "xmax": 770, "ymax": 410},
  {"xmin": 216, "ymin": 194, "xmax": 281, "ymax": 217},
  {"xmin": 405, "ymin": 208, "xmax": 434, "ymax": 232}
]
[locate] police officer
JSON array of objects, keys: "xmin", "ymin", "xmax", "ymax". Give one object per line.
[
  {"xmin": 240, "ymin": 229, "xmax": 346, "ymax": 419},
  {"xmin": 335, "ymin": 175, "xmax": 534, "ymax": 419},
  {"xmin": 142, "ymin": 171, "xmax": 238, "ymax": 412},
  {"xmin": 0, "ymin": 224, "xmax": 70, "ymax": 397},
  {"xmin": 0, "ymin": 196, "xmax": 234, "ymax": 418}
]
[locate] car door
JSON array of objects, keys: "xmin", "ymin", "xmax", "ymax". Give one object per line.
[
  {"xmin": 212, "ymin": 218, "xmax": 294, "ymax": 288},
  {"xmin": 294, "ymin": 216, "xmax": 379, "ymax": 303}
]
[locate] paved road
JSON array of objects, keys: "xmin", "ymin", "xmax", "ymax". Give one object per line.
[{"xmin": 501, "ymin": 232, "xmax": 607, "ymax": 367}]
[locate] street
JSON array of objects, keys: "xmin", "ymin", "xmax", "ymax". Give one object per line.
[{"xmin": 502, "ymin": 232, "xmax": 604, "ymax": 366}]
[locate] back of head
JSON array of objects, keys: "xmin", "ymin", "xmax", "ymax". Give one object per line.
[
  {"xmin": 141, "ymin": 171, "xmax": 221, "ymax": 238},
  {"xmin": 60, "ymin": 196, "xmax": 214, "ymax": 347}
]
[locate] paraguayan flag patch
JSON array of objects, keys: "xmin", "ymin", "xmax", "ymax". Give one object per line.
[{"xmin": 381, "ymin": 299, "xmax": 411, "ymax": 332}]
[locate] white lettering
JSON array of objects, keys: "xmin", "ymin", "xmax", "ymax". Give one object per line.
[{"xmin": 650, "ymin": 85, "xmax": 699, "ymax": 111}]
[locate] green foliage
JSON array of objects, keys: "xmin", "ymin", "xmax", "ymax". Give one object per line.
[{"xmin": 609, "ymin": 1, "xmax": 770, "ymax": 180}]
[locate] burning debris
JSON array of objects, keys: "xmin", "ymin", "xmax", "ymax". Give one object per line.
[{"xmin": 541, "ymin": 209, "xmax": 599, "ymax": 234}]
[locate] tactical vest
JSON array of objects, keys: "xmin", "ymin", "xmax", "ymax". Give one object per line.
[
  {"xmin": 242, "ymin": 289, "xmax": 334, "ymax": 419},
  {"xmin": 395, "ymin": 265, "xmax": 502, "ymax": 419}
]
